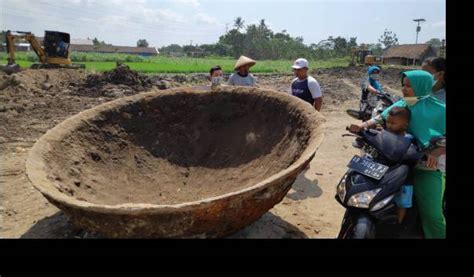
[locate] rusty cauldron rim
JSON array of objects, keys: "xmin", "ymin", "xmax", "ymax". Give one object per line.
[{"xmin": 26, "ymin": 86, "xmax": 326, "ymax": 215}]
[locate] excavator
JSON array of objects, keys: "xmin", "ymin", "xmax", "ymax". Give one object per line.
[
  {"xmin": 1, "ymin": 30, "xmax": 85, "ymax": 74},
  {"xmin": 349, "ymin": 48, "xmax": 383, "ymax": 66}
]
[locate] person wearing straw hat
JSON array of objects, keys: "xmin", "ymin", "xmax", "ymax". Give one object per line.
[
  {"xmin": 228, "ymin": 55, "xmax": 257, "ymax": 86},
  {"xmin": 289, "ymin": 58, "xmax": 322, "ymax": 111}
]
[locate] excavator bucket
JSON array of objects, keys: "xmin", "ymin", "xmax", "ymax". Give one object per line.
[{"xmin": 0, "ymin": 63, "xmax": 21, "ymax": 75}]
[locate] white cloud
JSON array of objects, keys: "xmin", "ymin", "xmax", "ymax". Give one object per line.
[
  {"xmin": 432, "ymin": 21, "xmax": 446, "ymax": 28},
  {"xmin": 195, "ymin": 13, "xmax": 220, "ymax": 25},
  {"xmin": 173, "ymin": 0, "xmax": 200, "ymax": 7},
  {"xmin": 1, "ymin": 0, "xmax": 220, "ymax": 45}
]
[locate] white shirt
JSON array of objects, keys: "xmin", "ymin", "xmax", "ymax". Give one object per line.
[{"xmin": 288, "ymin": 76, "xmax": 322, "ymax": 99}]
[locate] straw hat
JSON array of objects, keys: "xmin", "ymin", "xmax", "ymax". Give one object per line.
[{"xmin": 234, "ymin": 55, "xmax": 256, "ymax": 70}]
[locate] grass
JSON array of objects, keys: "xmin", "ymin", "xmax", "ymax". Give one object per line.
[{"xmin": 1, "ymin": 52, "xmax": 350, "ymax": 73}]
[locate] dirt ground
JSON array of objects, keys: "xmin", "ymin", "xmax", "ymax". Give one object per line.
[{"xmin": 0, "ymin": 65, "xmax": 404, "ymax": 238}]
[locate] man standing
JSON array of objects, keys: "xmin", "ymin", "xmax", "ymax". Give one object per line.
[
  {"xmin": 228, "ymin": 55, "xmax": 256, "ymax": 87},
  {"xmin": 289, "ymin": 58, "xmax": 322, "ymax": 111}
]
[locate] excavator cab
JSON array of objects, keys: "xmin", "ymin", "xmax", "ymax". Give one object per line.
[
  {"xmin": 349, "ymin": 49, "xmax": 384, "ymax": 66},
  {"xmin": 364, "ymin": 55, "xmax": 384, "ymax": 66},
  {"xmin": 350, "ymin": 49, "xmax": 372, "ymax": 66},
  {"xmin": 43, "ymin": 31, "xmax": 70, "ymax": 59}
]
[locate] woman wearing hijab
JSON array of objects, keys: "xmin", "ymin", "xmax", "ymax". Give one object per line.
[
  {"xmin": 349, "ymin": 70, "xmax": 446, "ymax": 238},
  {"xmin": 360, "ymin": 65, "xmax": 383, "ymax": 107}
]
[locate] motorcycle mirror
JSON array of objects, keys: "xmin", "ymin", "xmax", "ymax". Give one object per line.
[
  {"xmin": 430, "ymin": 136, "xmax": 446, "ymax": 147},
  {"xmin": 436, "ymin": 138, "xmax": 446, "ymax": 147}
]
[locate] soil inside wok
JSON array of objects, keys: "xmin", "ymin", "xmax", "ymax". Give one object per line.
[{"xmin": 43, "ymin": 88, "xmax": 317, "ymax": 205}]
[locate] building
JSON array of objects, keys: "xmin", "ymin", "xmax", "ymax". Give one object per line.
[
  {"xmin": 71, "ymin": 38, "xmax": 94, "ymax": 45},
  {"xmin": 2, "ymin": 36, "xmax": 158, "ymax": 56},
  {"xmin": 69, "ymin": 44, "xmax": 159, "ymax": 56},
  {"xmin": 383, "ymin": 44, "xmax": 437, "ymax": 66},
  {"xmin": 0, "ymin": 42, "xmax": 31, "ymax": 52}
]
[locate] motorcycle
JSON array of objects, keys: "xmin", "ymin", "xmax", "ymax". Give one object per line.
[
  {"xmin": 346, "ymin": 89, "xmax": 401, "ymax": 122},
  {"xmin": 336, "ymin": 128, "xmax": 446, "ymax": 239}
]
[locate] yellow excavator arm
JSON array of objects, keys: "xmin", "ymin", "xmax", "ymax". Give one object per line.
[{"xmin": 6, "ymin": 30, "xmax": 46, "ymax": 65}]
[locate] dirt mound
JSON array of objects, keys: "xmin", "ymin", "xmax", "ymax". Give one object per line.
[
  {"xmin": 0, "ymin": 69, "xmax": 105, "ymax": 142},
  {"xmin": 74, "ymin": 63, "xmax": 153, "ymax": 97},
  {"xmin": 84, "ymin": 63, "xmax": 152, "ymax": 88},
  {"xmin": 0, "ymin": 68, "xmax": 86, "ymax": 93}
]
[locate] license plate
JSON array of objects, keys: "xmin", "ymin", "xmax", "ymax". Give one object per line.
[{"xmin": 347, "ymin": 155, "xmax": 389, "ymax": 180}]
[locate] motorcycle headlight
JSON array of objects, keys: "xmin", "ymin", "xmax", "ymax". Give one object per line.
[
  {"xmin": 347, "ymin": 188, "xmax": 382, "ymax": 209},
  {"xmin": 370, "ymin": 194, "xmax": 395, "ymax": 212},
  {"xmin": 337, "ymin": 175, "xmax": 347, "ymax": 202}
]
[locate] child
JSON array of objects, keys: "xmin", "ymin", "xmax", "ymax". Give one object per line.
[
  {"xmin": 385, "ymin": 106, "xmax": 414, "ymax": 223},
  {"xmin": 347, "ymin": 106, "xmax": 414, "ymax": 223}
]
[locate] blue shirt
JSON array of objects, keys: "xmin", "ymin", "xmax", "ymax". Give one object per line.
[{"xmin": 290, "ymin": 76, "xmax": 321, "ymax": 105}]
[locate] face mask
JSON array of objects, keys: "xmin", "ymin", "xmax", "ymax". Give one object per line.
[
  {"xmin": 211, "ymin": 76, "xmax": 223, "ymax": 85},
  {"xmin": 404, "ymin": 97, "xmax": 418, "ymax": 106},
  {"xmin": 370, "ymin": 74, "xmax": 380, "ymax": 80}
]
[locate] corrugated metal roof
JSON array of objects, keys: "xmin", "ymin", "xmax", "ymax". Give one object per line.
[
  {"xmin": 383, "ymin": 44, "xmax": 434, "ymax": 59},
  {"xmin": 69, "ymin": 44, "xmax": 158, "ymax": 55}
]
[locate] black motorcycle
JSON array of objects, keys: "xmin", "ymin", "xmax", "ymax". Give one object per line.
[
  {"xmin": 346, "ymin": 89, "xmax": 401, "ymax": 122},
  {"xmin": 336, "ymin": 128, "xmax": 446, "ymax": 239}
]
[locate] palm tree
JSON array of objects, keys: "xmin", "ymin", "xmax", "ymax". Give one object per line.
[{"xmin": 234, "ymin": 17, "xmax": 245, "ymax": 31}]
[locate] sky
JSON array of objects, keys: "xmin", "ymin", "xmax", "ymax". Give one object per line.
[{"xmin": 1, "ymin": 0, "xmax": 446, "ymax": 48}]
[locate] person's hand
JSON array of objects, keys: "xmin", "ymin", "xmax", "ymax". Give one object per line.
[
  {"xmin": 347, "ymin": 124, "xmax": 363, "ymax": 134},
  {"xmin": 428, "ymin": 146, "xmax": 446, "ymax": 158},
  {"xmin": 425, "ymin": 154, "xmax": 438, "ymax": 169}
]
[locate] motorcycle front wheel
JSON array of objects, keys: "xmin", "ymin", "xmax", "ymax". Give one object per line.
[
  {"xmin": 346, "ymin": 109, "xmax": 362, "ymax": 120},
  {"xmin": 339, "ymin": 212, "xmax": 376, "ymax": 239}
]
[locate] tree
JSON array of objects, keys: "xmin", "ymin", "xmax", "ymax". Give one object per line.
[
  {"xmin": 162, "ymin": 21, "xmax": 363, "ymax": 60},
  {"xmin": 348, "ymin": 37, "xmax": 358, "ymax": 50},
  {"xmin": 219, "ymin": 29, "xmax": 245, "ymax": 57},
  {"xmin": 0, "ymin": 30, "xmax": 6, "ymax": 44},
  {"xmin": 274, "ymin": 30, "xmax": 291, "ymax": 42},
  {"xmin": 92, "ymin": 37, "xmax": 108, "ymax": 46},
  {"xmin": 258, "ymin": 19, "xmax": 273, "ymax": 39},
  {"xmin": 329, "ymin": 36, "xmax": 348, "ymax": 57},
  {"xmin": 137, "ymin": 39, "xmax": 149, "ymax": 47},
  {"xmin": 234, "ymin": 17, "xmax": 245, "ymax": 31},
  {"xmin": 369, "ymin": 43, "xmax": 384, "ymax": 56},
  {"xmin": 378, "ymin": 29, "xmax": 399, "ymax": 50},
  {"xmin": 426, "ymin": 38, "xmax": 442, "ymax": 48},
  {"xmin": 159, "ymin": 44, "xmax": 183, "ymax": 54}
]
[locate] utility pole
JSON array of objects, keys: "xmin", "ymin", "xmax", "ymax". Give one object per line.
[
  {"xmin": 413, "ymin": 18, "xmax": 426, "ymax": 66},
  {"xmin": 439, "ymin": 39, "xmax": 446, "ymax": 58},
  {"xmin": 225, "ymin": 23, "xmax": 229, "ymax": 33}
]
